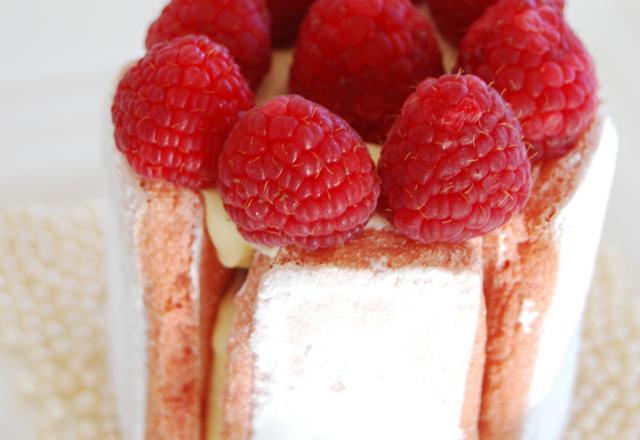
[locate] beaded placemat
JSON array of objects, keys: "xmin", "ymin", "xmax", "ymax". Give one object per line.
[
  {"xmin": 565, "ymin": 247, "xmax": 640, "ymax": 439},
  {"xmin": 0, "ymin": 202, "xmax": 637, "ymax": 439},
  {"xmin": 0, "ymin": 203, "xmax": 117, "ymax": 439}
]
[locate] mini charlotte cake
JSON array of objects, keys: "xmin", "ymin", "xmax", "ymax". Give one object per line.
[{"xmin": 105, "ymin": 0, "xmax": 617, "ymax": 439}]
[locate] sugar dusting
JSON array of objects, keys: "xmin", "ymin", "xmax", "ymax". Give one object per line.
[
  {"xmin": 518, "ymin": 300, "xmax": 539, "ymax": 334},
  {"xmin": 249, "ymin": 263, "xmax": 482, "ymax": 440}
]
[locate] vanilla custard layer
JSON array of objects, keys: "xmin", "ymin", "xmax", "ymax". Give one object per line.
[{"xmin": 207, "ymin": 272, "xmax": 245, "ymax": 440}]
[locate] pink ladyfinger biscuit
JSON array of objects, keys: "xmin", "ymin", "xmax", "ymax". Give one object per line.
[
  {"xmin": 105, "ymin": 144, "xmax": 233, "ymax": 439},
  {"xmin": 224, "ymin": 231, "xmax": 487, "ymax": 440},
  {"xmin": 480, "ymin": 119, "xmax": 617, "ymax": 439}
]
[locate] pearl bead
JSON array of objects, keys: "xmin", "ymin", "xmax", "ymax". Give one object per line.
[
  {"xmin": 0, "ymin": 326, "xmax": 21, "ymax": 348},
  {"xmin": 18, "ymin": 371, "xmax": 37, "ymax": 396},
  {"xmin": 44, "ymin": 397, "xmax": 65, "ymax": 421}
]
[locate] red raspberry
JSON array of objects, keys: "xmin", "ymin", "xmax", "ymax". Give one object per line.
[
  {"xmin": 145, "ymin": 0, "xmax": 271, "ymax": 88},
  {"xmin": 458, "ymin": 0, "xmax": 596, "ymax": 160},
  {"xmin": 266, "ymin": 0, "xmax": 316, "ymax": 46},
  {"xmin": 112, "ymin": 35, "xmax": 254, "ymax": 189},
  {"xmin": 425, "ymin": 0, "xmax": 564, "ymax": 42},
  {"xmin": 289, "ymin": 0, "xmax": 443, "ymax": 144},
  {"xmin": 218, "ymin": 95, "xmax": 380, "ymax": 250},
  {"xmin": 378, "ymin": 74, "xmax": 531, "ymax": 243}
]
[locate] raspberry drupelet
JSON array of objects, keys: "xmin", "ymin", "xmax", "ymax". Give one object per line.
[
  {"xmin": 378, "ymin": 74, "xmax": 532, "ymax": 244},
  {"xmin": 458, "ymin": 0, "xmax": 596, "ymax": 161},
  {"xmin": 290, "ymin": 0, "xmax": 443, "ymax": 144},
  {"xmin": 146, "ymin": 0, "xmax": 272, "ymax": 89},
  {"xmin": 218, "ymin": 94, "xmax": 381, "ymax": 250},
  {"xmin": 111, "ymin": 35, "xmax": 255, "ymax": 189}
]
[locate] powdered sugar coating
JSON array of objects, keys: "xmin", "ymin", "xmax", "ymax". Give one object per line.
[{"xmin": 249, "ymin": 262, "xmax": 483, "ymax": 439}]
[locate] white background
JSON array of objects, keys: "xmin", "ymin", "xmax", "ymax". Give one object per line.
[{"xmin": 0, "ymin": 0, "xmax": 638, "ymax": 282}]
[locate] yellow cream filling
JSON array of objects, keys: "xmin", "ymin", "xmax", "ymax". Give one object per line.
[
  {"xmin": 203, "ymin": 190, "xmax": 255, "ymax": 269},
  {"xmin": 206, "ymin": 272, "xmax": 243, "ymax": 440},
  {"xmin": 366, "ymin": 143, "xmax": 382, "ymax": 165}
]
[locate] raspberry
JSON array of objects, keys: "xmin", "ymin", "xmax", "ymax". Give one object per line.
[
  {"xmin": 218, "ymin": 95, "xmax": 380, "ymax": 250},
  {"xmin": 425, "ymin": 0, "xmax": 564, "ymax": 42},
  {"xmin": 458, "ymin": 0, "xmax": 596, "ymax": 160},
  {"xmin": 289, "ymin": 0, "xmax": 443, "ymax": 144},
  {"xmin": 378, "ymin": 74, "xmax": 531, "ymax": 243},
  {"xmin": 145, "ymin": 0, "xmax": 271, "ymax": 88},
  {"xmin": 112, "ymin": 35, "xmax": 254, "ymax": 189},
  {"xmin": 266, "ymin": 0, "xmax": 316, "ymax": 46}
]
